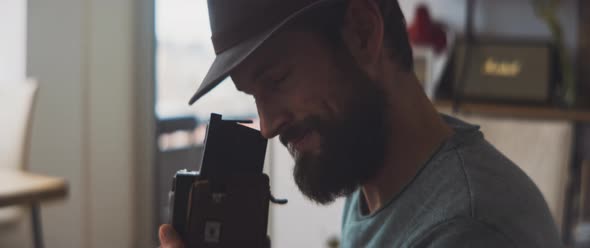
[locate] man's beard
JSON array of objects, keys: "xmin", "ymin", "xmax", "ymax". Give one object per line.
[{"xmin": 280, "ymin": 68, "xmax": 389, "ymax": 205}]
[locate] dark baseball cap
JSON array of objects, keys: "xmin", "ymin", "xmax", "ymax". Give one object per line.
[{"xmin": 188, "ymin": 0, "xmax": 344, "ymax": 105}]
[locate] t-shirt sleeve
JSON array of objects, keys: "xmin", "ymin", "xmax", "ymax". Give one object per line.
[{"xmin": 409, "ymin": 218, "xmax": 517, "ymax": 248}]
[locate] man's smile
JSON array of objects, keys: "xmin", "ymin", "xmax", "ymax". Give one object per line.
[{"xmin": 281, "ymin": 127, "xmax": 319, "ymax": 155}]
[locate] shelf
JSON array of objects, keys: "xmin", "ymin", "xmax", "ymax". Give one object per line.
[{"xmin": 434, "ymin": 99, "xmax": 590, "ymax": 122}]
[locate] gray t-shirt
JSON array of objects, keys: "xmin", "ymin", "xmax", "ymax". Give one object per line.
[{"xmin": 341, "ymin": 116, "xmax": 562, "ymax": 248}]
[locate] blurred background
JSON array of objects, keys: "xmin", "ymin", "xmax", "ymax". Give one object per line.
[{"xmin": 0, "ymin": 0, "xmax": 589, "ymax": 247}]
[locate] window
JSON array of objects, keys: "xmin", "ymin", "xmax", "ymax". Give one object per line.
[{"xmin": 155, "ymin": 0, "xmax": 258, "ymax": 122}]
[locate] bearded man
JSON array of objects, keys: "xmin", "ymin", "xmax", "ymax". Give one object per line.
[{"xmin": 158, "ymin": 0, "xmax": 562, "ymax": 247}]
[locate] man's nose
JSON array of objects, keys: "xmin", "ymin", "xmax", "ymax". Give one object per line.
[{"xmin": 256, "ymin": 100, "xmax": 290, "ymax": 139}]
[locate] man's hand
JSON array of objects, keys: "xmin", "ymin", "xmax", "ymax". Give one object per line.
[{"xmin": 159, "ymin": 224, "xmax": 185, "ymax": 248}]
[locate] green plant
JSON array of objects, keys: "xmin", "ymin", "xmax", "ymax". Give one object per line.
[{"xmin": 532, "ymin": 0, "xmax": 576, "ymax": 107}]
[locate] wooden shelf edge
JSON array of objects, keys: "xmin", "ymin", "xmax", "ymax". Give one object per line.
[{"xmin": 434, "ymin": 99, "xmax": 590, "ymax": 122}]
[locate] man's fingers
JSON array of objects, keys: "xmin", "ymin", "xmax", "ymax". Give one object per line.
[{"xmin": 159, "ymin": 224, "xmax": 185, "ymax": 248}]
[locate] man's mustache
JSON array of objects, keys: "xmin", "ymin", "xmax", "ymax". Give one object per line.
[{"xmin": 279, "ymin": 118, "xmax": 322, "ymax": 147}]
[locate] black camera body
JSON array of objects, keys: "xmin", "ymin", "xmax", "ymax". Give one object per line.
[
  {"xmin": 169, "ymin": 169, "xmax": 199, "ymax": 240},
  {"xmin": 169, "ymin": 113, "xmax": 272, "ymax": 247}
]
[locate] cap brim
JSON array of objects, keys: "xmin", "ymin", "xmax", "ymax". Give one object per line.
[{"xmin": 188, "ymin": 0, "xmax": 341, "ymax": 105}]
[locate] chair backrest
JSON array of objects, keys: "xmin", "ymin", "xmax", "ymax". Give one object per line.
[
  {"xmin": 0, "ymin": 80, "xmax": 38, "ymax": 171},
  {"xmin": 0, "ymin": 80, "xmax": 38, "ymax": 225}
]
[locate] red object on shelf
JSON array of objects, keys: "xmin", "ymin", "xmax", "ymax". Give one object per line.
[{"xmin": 408, "ymin": 4, "xmax": 447, "ymax": 53}]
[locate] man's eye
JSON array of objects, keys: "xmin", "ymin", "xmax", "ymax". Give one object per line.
[{"xmin": 267, "ymin": 72, "xmax": 290, "ymax": 90}]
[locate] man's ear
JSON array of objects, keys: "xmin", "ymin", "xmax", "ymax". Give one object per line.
[{"xmin": 340, "ymin": 0, "xmax": 384, "ymax": 68}]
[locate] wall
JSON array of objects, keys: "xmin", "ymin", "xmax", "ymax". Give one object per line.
[
  {"xmin": 86, "ymin": 0, "xmax": 135, "ymax": 246},
  {"xmin": 270, "ymin": 1, "xmax": 577, "ymax": 247},
  {"xmin": 0, "ymin": 0, "xmax": 139, "ymax": 247},
  {"xmin": 0, "ymin": 0, "xmax": 26, "ymax": 83}
]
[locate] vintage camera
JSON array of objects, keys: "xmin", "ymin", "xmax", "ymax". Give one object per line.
[{"xmin": 169, "ymin": 113, "xmax": 285, "ymax": 248}]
